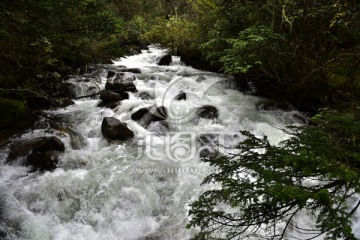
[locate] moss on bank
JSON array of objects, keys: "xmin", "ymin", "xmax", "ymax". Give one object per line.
[{"xmin": 0, "ymin": 98, "xmax": 31, "ymax": 130}]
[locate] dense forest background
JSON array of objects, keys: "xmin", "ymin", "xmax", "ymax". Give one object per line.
[
  {"xmin": 1, "ymin": 0, "xmax": 360, "ymax": 239},
  {"xmin": 1, "ymin": 0, "xmax": 359, "ymax": 112}
]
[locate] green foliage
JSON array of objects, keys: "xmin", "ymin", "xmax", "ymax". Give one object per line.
[
  {"xmin": 200, "ymin": 0, "xmax": 360, "ymax": 111},
  {"xmin": 0, "ymin": 0, "xmax": 123, "ymax": 87},
  {"xmin": 144, "ymin": 16, "xmax": 200, "ymax": 54},
  {"xmin": 188, "ymin": 110, "xmax": 360, "ymax": 239},
  {"xmin": 220, "ymin": 26, "xmax": 285, "ymax": 74}
]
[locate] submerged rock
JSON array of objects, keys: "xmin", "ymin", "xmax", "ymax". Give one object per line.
[
  {"xmin": 101, "ymin": 117, "xmax": 134, "ymax": 140},
  {"xmin": 131, "ymin": 108, "xmax": 151, "ymax": 122},
  {"xmin": 158, "ymin": 54, "xmax": 172, "ymax": 66},
  {"xmin": 196, "ymin": 105, "xmax": 219, "ymax": 119}
]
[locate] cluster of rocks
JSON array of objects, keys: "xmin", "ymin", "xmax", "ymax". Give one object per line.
[
  {"xmin": 99, "ymin": 56, "xmax": 221, "ymax": 141},
  {"xmin": 4, "ymin": 54, "xmax": 222, "ymax": 172},
  {"xmin": 98, "ymin": 67, "xmax": 141, "ymax": 108}
]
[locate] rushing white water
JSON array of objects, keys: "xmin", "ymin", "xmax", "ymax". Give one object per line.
[{"xmin": 0, "ymin": 46, "xmax": 340, "ymax": 240}]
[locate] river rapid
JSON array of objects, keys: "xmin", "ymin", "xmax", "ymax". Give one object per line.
[{"xmin": 2, "ymin": 46, "xmax": 353, "ymax": 240}]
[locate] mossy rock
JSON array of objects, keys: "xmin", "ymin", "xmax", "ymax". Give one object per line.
[
  {"xmin": 0, "ymin": 98, "xmax": 32, "ymax": 129},
  {"xmin": 0, "ymin": 89, "xmax": 56, "ymax": 109}
]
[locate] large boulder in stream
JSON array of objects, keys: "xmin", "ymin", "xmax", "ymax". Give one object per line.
[
  {"xmin": 58, "ymin": 82, "xmax": 77, "ymax": 99},
  {"xmin": 158, "ymin": 55, "xmax": 172, "ymax": 66},
  {"xmin": 27, "ymin": 151, "xmax": 61, "ymax": 170},
  {"xmin": 100, "ymin": 90, "xmax": 125, "ymax": 103},
  {"xmin": 131, "ymin": 106, "xmax": 168, "ymax": 128},
  {"xmin": 105, "ymin": 73, "xmax": 137, "ymax": 93},
  {"xmin": 196, "ymin": 105, "xmax": 219, "ymax": 119},
  {"xmin": 102, "ymin": 117, "xmax": 134, "ymax": 140},
  {"xmin": 7, "ymin": 136, "xmax": 65, "ymax": 170}
]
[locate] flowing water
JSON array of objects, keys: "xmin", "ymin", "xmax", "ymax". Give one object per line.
[{"xmin": 1, "ymin": 46, "xmax": 348, "ymax": 240}]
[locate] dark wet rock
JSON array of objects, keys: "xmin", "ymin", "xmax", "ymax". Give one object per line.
[
  {"xmin": 196, "ymin": 105, "xmax": 219, "ymax": 119},
  {"xmin": 175, "ymin": 91, "xmax": 186, "ymax": 101},
  {"xmin": 118, "ymin": 91, "xmax": 130, "ymax": 99},
  {"xmin": 26, "ymin": 151, "xmax": 61, "ymax": 170},
  {"xmin": 236, "ymin": 77, "xmax": 253, "ymax": 92},
  {"xmin": 101, "ymin": 117, "xmax": 134, "ymax": 140},
  {"xmin": 100, "ymin": 90, "xmax": 124, "ymax": 103},
  {"xmin": 107, "ymin": 70, "xmax": 116, "ymax": 79},
  {"xmin": 118, "ymin": 68, "xmax": 142, "ymax": 74},
  {"xmin": 0, "ymin": 99, "xmax": 32, "ymax": 130},
  {"xmin": 196, "ymin": 75, "xmax": 207, "ymax": 82},
  {"xmin": 58, "ymin": 82, "xmax": 77, "ymax": 99},
  {"xmin": 256, "ymin": 100, "xmax": 294, "ymax": 111},
  {"xmin": 158, "ymin": 54, "xmax": 172, "ymax": 66},
  {"xmin": 7, "ymin": 136, "xmax": 65, "ymax": 170},
  {"xmin": 131, "ymin": 107, "xmax": 168, "ymax": 128},
  {"xmin": 131, "ymin": 108, "xmax": 150, "ymax": 121},
  {"xmin": 0, "ymin": 229, "xmax": 7, "ymax": 239},
  {"xmin": 105, "ymin": 73, "xmax": 137, "ymax": 93},
  {"xmin": 7, "ymin": 136, "xmax": 65, "ymax": 161},
  {"xmin": 97, "ymin": 101, "xmax": 121, "ymax": 109}
]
